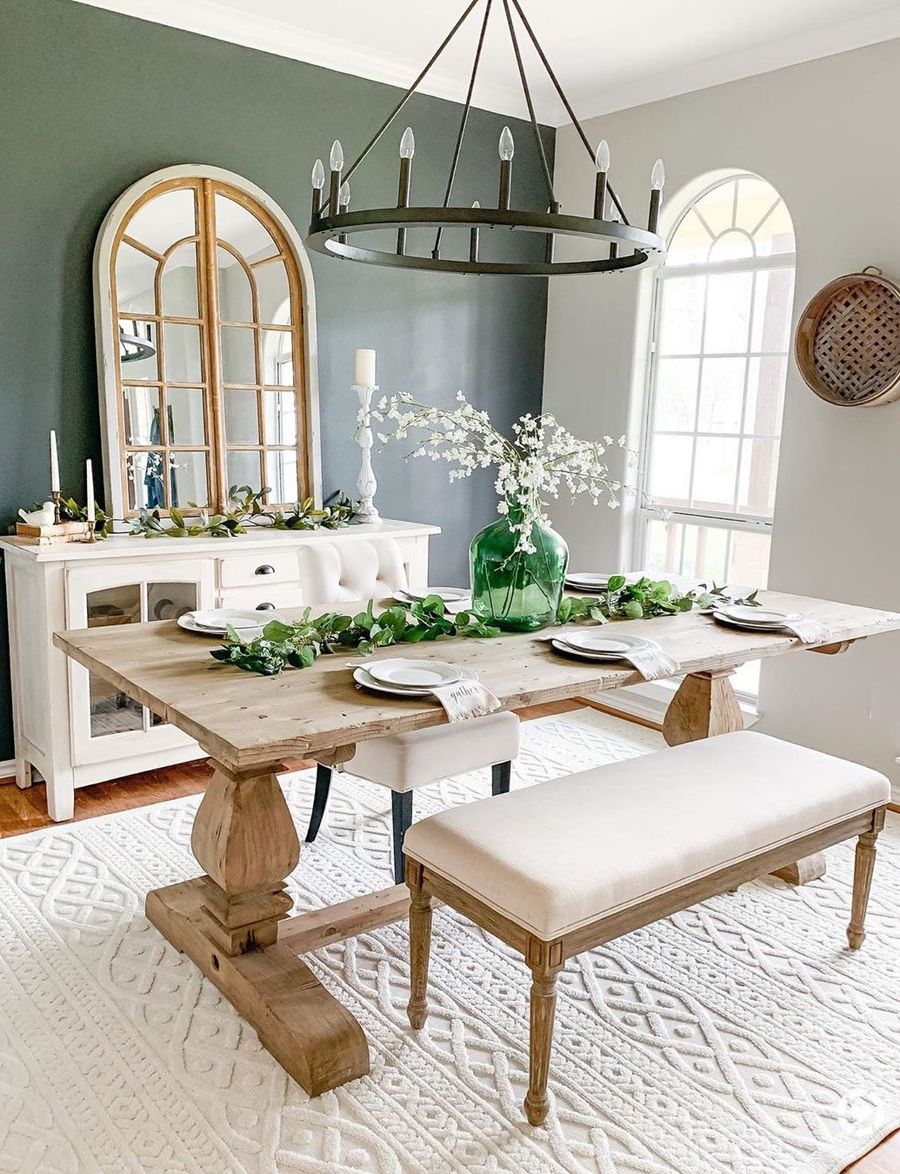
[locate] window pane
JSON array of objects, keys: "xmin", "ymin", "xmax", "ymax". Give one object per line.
[
  {"xmin": 652, "ymin": 358, "xmax": 698, "ymax": 431},
  {"xmin": 708, "ymin": 230, "xmax": 754, "ymax": 263},
  {"xmin": 266, "ymin": 449, "xmax": 299, "ymax": 504},
  {"xmin": 221, "ymin": 325, "xmax": 257, "ymax": 384},
  {"xmin": 161, "ymin": 242, "xmax": 199, "ymax": 318},
  {"xmin": 169, "ymin": 452, "xmax": 208, "ymax": 508},
  {"xmin": 262, "ymin": 329, "xmax": 293, "ymax": 385},
  {"xmin": 737, "ymin": 437, "xmax": 779, "ymax": 515},
  {"xmin": 694, "ymin": 180, "xmax": 737, "ymax": 237},
  {"xmin": 744, "ymin": 356, "xmax": 787, "ymax": 435},
  {"xmin": 692, "ymin": 436, "xmax": 739, "ymax": 510},
  {"xmin": 119, "ymin": 318, "xmax": 158, "ymax": 380},
  {"xmin": 127, "ymin": 450, "xmax": 165, "ymax": 510},
  {"xmin": 215, "ymin": 193, "xmax": 278, "ymax": 261},
  {"xmin": 128, "ymin": 188, "xmax": 196, "ymax": 252},
  {"xmin": 263, "ymin": 391, "xmax": 298, "ymax": 445},
  {"xmin": 667, "ymin": 208, "xmax": 713, "ymax": 266},
  {"xmin": 224, "ymin": 388, "xmax": 259, "ymax": 445},
  {"xmin": 750, "ymin": 268, "xmax": 795, "ymax": 352},
  {"xmin": 87, "ymin": 584, "xmax": 144, "ymax": 737},
  {"xmin": 218, "ymin": 247, "xmax": 254, "ymax": 323},
  {"xmin": 648, "ymin": 434, "xmax": 692, "ymax": 505},
  {"xmin": 697, "ymin": 358, "xmax": 744, "ymax": 433},
  {"xmin": 227, "ymin": 450, "xmax": 262, "ymax": 494},
  {"xmin": 657, "ymin": 276, "xmax": 705, "ymax": 354},
  {"xmin": 645, "ymin": 518, "xmax": 771, "ymax": 587},
  {"xmin": 123, "ymin": 385, "xmax": 160, "ymax": 446},
  {"xmin": 752, "ymin": 198, "xmax": 795, "ymax": 257},
  {"xmin": 116, "ymin": 243, "xmax": 157, "ymax": 315},
  {"xmin": 163, "ymin": 322, "xmax": 203, "ymax": 383},
  {"xmin": 704, "ymin": 272, "xmax": 752, "ymax": 353},
  {"xmin": 166, "ymin": 387, "xmax": 206, "ymax": 446},
  {"xmin": 257, "ymin": 259, "xmax": 290, "ymax": 325}
]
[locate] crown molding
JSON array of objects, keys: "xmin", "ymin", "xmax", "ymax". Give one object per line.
[
  {"xmin": 575, "ymin": 5, "xmax": 900, "ymax": 121},
  {"xmin": 68, "ymin": 0, "xmax": 529, "ymax": 118},
  {"xmin": 71, "ymin": 0, "xmax": 900, "ymax": 126}
]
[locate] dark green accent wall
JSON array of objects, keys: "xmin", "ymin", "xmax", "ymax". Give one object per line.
[{"xmin": 0, "ymin": 0, "xmax": 552, "ymax": 760}]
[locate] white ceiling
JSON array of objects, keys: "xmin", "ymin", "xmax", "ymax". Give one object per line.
[{"xmin": 74, "ymin": 0, "xmax": 900, "ymax": 123}]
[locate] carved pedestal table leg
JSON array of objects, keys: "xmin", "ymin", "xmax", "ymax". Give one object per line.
[
  {"xmin": 662, "ymin": 670, "xmax": 826, "ymax": 885},
  {"xmin": 145, "ymin": 758, "xmax": 369, "ymax": 1096}
]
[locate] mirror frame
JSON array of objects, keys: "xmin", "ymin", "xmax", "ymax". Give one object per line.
[{"xmin": 94, "ymin": 164, "xmax": 322, "ymax": 519}]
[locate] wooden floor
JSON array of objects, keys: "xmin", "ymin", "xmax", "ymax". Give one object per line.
[{"xmin": 0, "ymin": 696, "xmax": 895, "ymax": 1172}]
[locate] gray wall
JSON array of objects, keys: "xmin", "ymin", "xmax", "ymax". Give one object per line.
[
  {"xmin": 0, "ymin": 0, "xmax": 552, "ymax": 760},
  {"xmin": 543, "ymin": 38, "xmax": 900, "ymax": 797}
]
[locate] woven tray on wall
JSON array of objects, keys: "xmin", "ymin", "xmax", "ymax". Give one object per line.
[{"xmin": 794, "ymin": 267, "xmax": 900, "ymax": 406}]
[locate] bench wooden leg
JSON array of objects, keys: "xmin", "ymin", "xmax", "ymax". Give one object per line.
[
  {"xmin": 406, "ymin": 861, "xmax": 433, "ymax": 1030},
  {"xmin": 524, "ymin": 939, "xmax": 563, "ymax": 1126},
  {"xmin": 847, "ymin": 810, "xmax": 885, "ymax": 949}
]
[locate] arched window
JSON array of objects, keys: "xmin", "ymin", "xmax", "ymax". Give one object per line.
[{"xmin": 640, "ymin": 173, "xmax": 795, "ymax": 595}]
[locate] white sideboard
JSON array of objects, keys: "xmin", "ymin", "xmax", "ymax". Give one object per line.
[{"xmin": 0, "ymin": 520, "xmax": 437, "ymax": 821}]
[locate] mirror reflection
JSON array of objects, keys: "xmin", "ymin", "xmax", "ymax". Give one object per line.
[{"xmin": 161, "ymin": 243, "xmax": 199, "ymax": 318}]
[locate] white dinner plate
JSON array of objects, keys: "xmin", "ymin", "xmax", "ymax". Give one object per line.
[
  {"xmin": 366, "ymin": 658, "xmax": 462, "ymax": 689},
  {"xmin": 179, "ymin": 608, "xmax": 286, "ymax": 636},
  {"xmin": 398, "ymin": 586, "xmax": 471, "ymax": 604},
  {"xmin": 549, "ymin": 638, "xmax": 637, "ymax": 663},
  {"xmin": 565, "ymin": 571, "xmax": 642, "ymax": 590},
  {"xmin": 353, "ymin": 664, "xmax": 475, "ymax": 698},
  {"xmin": 555, "ymin": 631, "xmax": 650, "ymax": 656},
  {"xmin": 712, "ymin": 611, "xmax": 799, "ymax": 633}
]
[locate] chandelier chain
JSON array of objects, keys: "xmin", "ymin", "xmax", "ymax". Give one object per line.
[{"xmin": 502, "ymin": 0, "xmax": 555, "ymax": 206}]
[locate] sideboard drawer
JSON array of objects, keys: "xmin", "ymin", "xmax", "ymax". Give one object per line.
[
  {"xmin": 219, "ymin": 551, "xmax": 300, "ymax": 588},
  {"xmin": 218, "ymin": 584, "xmax": 304, "ymax": 612}
]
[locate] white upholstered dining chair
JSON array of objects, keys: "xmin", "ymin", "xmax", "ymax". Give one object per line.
[{"xmin": 298, "ymin": 538, "xmax": 520, "ymax": 883}]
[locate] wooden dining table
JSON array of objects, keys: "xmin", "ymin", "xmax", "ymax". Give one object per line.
[{"xmin": 54, "ymin": 589, "xmax": 900, "ymax": 1097}]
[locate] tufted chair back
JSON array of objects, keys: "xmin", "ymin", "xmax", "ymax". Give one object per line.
[{"xmin": 298, "ymin": 539, "xmax": 409, "ymax": 605}]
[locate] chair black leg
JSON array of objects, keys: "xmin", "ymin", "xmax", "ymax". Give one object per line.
[
  {"xmin": 306, "ymin": 763, "xmax": 332, "ymax": 843},
  {"xmin": 391, "ymin": 791, "xmax": 414, "ymax": 884},
  {"xmin": 492, "ymin": 760, "xmax": 512, "ymax": 796}
]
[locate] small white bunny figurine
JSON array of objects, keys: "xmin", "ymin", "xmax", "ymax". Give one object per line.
[{"xmin": 19, "ymin": 501, "xmax": 57, "ymax": 527}]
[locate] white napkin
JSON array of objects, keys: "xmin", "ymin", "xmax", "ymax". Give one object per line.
[
  {"xmin": 429, "ymin": 678, "xmax": 502, "ymax": 722},
  {"xmin": 619, "ymin": 640, "xmax": 679, "ymax": 682},
  {"xmin": 780, "ymin": 615, "xmax": 831, "ymax": 644}
]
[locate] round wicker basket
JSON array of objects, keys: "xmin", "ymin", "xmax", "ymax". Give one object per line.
[{"xmin": 794, "ymin": 267, "xmax": 900, "ymax": 407}]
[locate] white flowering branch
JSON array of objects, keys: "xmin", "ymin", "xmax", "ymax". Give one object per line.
[{"xmin": 373, "ymin": 391, "xmax": 626, "ymax": 554}]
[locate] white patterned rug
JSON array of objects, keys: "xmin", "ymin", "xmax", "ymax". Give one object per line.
[{"xmin": 1, "ymin": 709, "xmax": 899, "ymax": 1174}]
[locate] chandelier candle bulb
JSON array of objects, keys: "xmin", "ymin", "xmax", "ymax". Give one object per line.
[
  {"xmin": 396, "ymin": 127, "xmax": 414, "ymax": 255},
  {"xmin": 498, "ymin": 126, "xmax": 514, "ymax": 211},
  {"xmin": 328, "ymin": 139, "xmax": 344, "ymax": 217},
  {"xmin": 593, "ymin": 140, "xmax": 610, "ymax": 220},
  {"xmin": 648, "ymin": 158, "xmax": 665, "ymax": 233},
  {"xmin": 310, "ymin": 158, "xmax": 325, "ymax": 222},
  {"xmin": 338, "ymin": 181, "xmax": 351, "ymax": 244}
]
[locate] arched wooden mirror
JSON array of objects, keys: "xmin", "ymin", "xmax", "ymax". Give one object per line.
[{"xmin": 95, "ymin": 166, "xmax": 321, "ymax": 519}]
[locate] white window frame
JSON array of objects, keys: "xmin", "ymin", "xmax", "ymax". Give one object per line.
[{"xmin": 635, "ymin": 173, "xmax": 796, "ymax": 579}]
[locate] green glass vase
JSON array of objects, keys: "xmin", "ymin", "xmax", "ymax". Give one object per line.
[{"xmin": 469, "ymin": 510, "xmax": 569, "ymax": 632}]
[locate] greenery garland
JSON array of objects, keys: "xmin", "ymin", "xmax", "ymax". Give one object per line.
[
  {"xmin": 212, "ymin": 577, "xmax": 760, "ymax": 676},
  {"xmin": 16, "ymin": 487, "xmax": 357, "ymax": 541}
]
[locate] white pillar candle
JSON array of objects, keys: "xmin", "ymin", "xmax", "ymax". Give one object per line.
[
  {"xmin": 354, "ymin": 348, "xmax": 376, "ymax": 388},
  {"xmin": 85, "ymin": 459, "xmax": 96, "ymax": 523},
  {"xmin": 49, "ymin": 430, "xmax": 60, "ymax": 493}
]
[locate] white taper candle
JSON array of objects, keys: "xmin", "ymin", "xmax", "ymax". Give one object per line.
[
  {"xmin": 85, "ymin": 459, "xmax": 96, "ymax": 523},
  {"xmin": 49, "ymin": 430, "xmax": 60, "ymax": 493},
  {"xmin": 354, "ymin": 348, "xmax": 377, "ymax": 389}
]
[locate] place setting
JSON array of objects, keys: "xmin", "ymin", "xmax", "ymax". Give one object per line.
[
  {"xmin": 545, "ymin": 628, "xmax": 679, "ymax": 680},
  {"xmin": 351, "ymin": 655, "xmax": 501, "ymax": 721},
  {"xmin": 392, "ymin": 585, "xmax": 472, "ymax": 613},
  {"xmin": 564, "ymin": 570, "xmax": 643, "ymax": 593},
  {"xmin": 707, "ymin": 602, "xmax": 831, "ymax": 644},
  {"xmin": 177, "ymin": 608, "xmax": 288, "ymax": 637}
]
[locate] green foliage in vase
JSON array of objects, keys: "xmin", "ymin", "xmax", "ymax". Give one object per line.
[
  {"xmin": 210, "ymin": 596, "xmax": 501, "ymax": 676},
  {"xmin": 131, "ymin": 487, "xmax": 357, "ymax": 539},
  {"xmin": 556, "ymin": 576, "xmax": 760, "ymax": 624}
]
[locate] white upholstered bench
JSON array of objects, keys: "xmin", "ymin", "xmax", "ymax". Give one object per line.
[{"xmin": 403, "ymin": 731, "xmax": 890, "ymax": 1126}]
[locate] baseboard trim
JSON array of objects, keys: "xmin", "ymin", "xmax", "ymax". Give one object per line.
[{"xmin": 0, "ymin": 759, "xmax": 16, "ymax": 783}]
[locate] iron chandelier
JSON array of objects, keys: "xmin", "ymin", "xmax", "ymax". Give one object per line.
[{"xmin": 305, "ymin": 0, "xmax": 666, "ymax": 277}]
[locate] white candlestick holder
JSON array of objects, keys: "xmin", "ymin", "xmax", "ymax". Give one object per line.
[{"xmin": 353, "ymin": 383, "xmax": 380, "ymax": 524}]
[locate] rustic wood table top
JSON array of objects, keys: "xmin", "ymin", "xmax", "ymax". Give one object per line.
[{"xmin": 54, "ymin": 589, "xmax": 900, "ymax": 771}]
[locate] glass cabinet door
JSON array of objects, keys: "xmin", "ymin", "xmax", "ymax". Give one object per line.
[{"xmin": 67, "ymin": 560, "xmax": 214, "ymax": 765}]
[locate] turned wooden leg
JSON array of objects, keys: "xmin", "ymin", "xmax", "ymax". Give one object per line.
[
  {"xmin": 406, "ymin": 860, "xmax": 433, "ymax": 1030},
  {"xmin": 145, "ymin": 757, "xmax": 370, "ymax": 1095},
  {"xmin": 391, "ymin": 792, "xmax": 414, "ymax": 885},
  {"xmin": 306, "ymin": 764, "xmax": 332, "ymax": 843},
  {"xmin": 847, "ymin": 809, "xmax": 885, "ymax": 950},
  {"xmin": 523, "ymin": 938, "xmax": 563, "ymax": 1127},
  {"xmin": 492, "ymin": 760, "xmax": 512, "ymax": 796},
  {"xmin": 663, "ymin": 669, "xmax": 743, "ymax": 746}
]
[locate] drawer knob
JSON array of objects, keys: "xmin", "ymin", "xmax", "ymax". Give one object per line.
[
  {"xmin": 256, "ymin": 602, "xmax": 276, "ymax": 611},
  {"xmin": 255, "ymin": 564, "xmax": 275, "ymax": 576}
]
